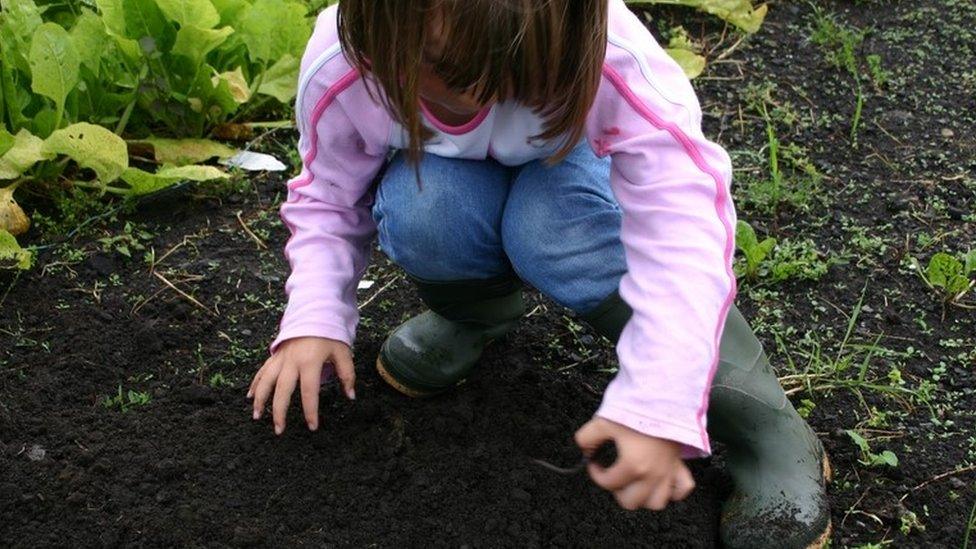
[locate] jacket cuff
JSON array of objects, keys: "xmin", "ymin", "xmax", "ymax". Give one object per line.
[
  {"xmin": 594, "ymin": 403, "xmax": 711, "ymax": 459},
  {"xmin": 269, "ymin": 321, "xmax": 354, "ymax": 355}
]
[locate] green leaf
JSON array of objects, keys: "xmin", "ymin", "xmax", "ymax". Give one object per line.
[
  {"xmin": 0, "ymin": 128, "xmax": 14, "ymax": 157},
  {"xmin": 121, "ymin": 0, "xmax": 171, "ymax": 47},
  {"xmin": 135, "ymin": 137, "xmax": 236, "ymax": 165},
  {"xmin": 239, "ymin": 0, "xmax": 309, "ymax": 62},
  {"xmin": 628, "ymin": 0, "xmax": 767, "ymax": 34},
  {"xmin": 172, "ymin": 25, "xmax": 233, "ymax": 62},
  {"xmin": 156, "ymin": 0, "xmax": 221, "ymax": 28},
  {"xmin": 29, "ymin": 23, "xmax": 81, "ymax": 121},
  {"xmin": 257, "ymin": 53, "xmax": 299, "ymax": 103},
  {"xmin": 210, "ymin": 0, "xmax": 249, "ymax": 27},
  {"xmin": 94, "ymin": 0, "xmax": 127, "ymax": 36},
  {"xmin": 0, "ymin": 0, "xmax": 43, "ymax": 72},
  {"xmin": 875, "ymin": 450, "xmax": 898, "ymax": 467},
  {"xmin": 0, "ymin": 228, "xmax": 32, "ymax": 270},
  {"xmin": 964, "ymin": 250, "xmax": 976, "ymax": 277},
  {"xmin": 845, "ymin": 429, "xmax": 870, "ymax": 454},
  {"xmin": 120, "ymin": 164, "xmax": 228, "ymax": 195},
  {"xmin": 42, "ymin": 122, "xmax": 128, "ymax": 183},
  {"xmin": 665, "ymin": 48, "xmax": 706, "ymax": 79},
  {"xmin": 925, "ymin": 252, "xmax": 962, "ymax": 289},
  {"xmin": 70, "ymin": 10, "xmax": 111, "ymax": 76},
  {"xmin": 665, "ymin": 26, "xmax": 706, "ymax": 79},
  {"xmin": 0, "ymin": 129, "xmax": 55, "ymax": 180}
]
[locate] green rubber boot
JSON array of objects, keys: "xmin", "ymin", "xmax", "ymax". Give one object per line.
[
  {"xmin": 376, "ymin": 275, "xmax": 524, "ymax": 397},
  {"xmin": 582, "ymin": 291, "xmax": 831, "ymax": 549}
]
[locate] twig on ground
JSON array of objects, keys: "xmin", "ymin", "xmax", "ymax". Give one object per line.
[
  {"xmin": 899, "ymin": 465, "xmax": 976, "ymax": 503},
  {"xmin": 152, "ymin": 271, "xmax": 217, "ymax": 316},
  {"xmin": 236, "ymin": 211, "xmax": 268, "ymax": 250},
  {"xmin": 358, "ymin": 274, "xmax": 402, "ymax": 310}
]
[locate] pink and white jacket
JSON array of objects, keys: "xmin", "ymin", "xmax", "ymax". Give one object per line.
[{"xmin": 273, "ymin": 0, "xmax": 737, "ymax": 457}]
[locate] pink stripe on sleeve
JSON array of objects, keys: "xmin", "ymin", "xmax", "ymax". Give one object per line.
[
  {"xmin": 288, "ymin": 69, "xmax": 362, "ymax": 191},
  {"xmin": 601, "ymin": 62, "xmax": 738, "ymax": 452}
]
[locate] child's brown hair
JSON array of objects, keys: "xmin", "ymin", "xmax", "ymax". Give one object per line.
[{"xmin": 337, "ymin": 0, "xmax": 609, "ymax": 166}]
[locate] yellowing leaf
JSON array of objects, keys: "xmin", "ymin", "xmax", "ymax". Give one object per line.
[
  {"xmin": 665, "ymin": 26, "xmax": 706, "ymax": 79},
  {"xmin": 121, "ymin": 165, "xmax": 229, "ymax": 196},
  {"xmin": 212, "ymin": 67, "xmax": 250, "ymax": 104},
  {"xmin": 0, "ymin": 184, "xmax": 30, "ymax": 236},
  {"xmin": 42, "ymin": 123, "xmax": 128, "ymax": 183},
  {"xmin": 628, "ymin": 0, "xmax": 767, "ymax": 34},
  {"xmin": 135, "ymin": 137, "xmax": 237, "ymax": 165},
  {"xmin": 155, "ymin": 0, "xmax": 221, "ymax": 28},
  {"xmin": 0, "ymin": 229, "xmax": 32, "ymax": 270},
  {"xmin": 0, "ymin": 130, "xmax": 55, "ymax": 180}
]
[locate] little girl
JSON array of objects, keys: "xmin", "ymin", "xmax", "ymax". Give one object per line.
[{"xmin": 247, "ymin": 1, "xmax": 830, "ymax": 547}]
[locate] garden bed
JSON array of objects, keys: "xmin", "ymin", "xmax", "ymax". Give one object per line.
[{"xmin": 2, "ymin": 1, "xmax": 975, "ymax": 546}]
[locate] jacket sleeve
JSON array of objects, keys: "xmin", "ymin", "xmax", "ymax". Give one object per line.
[
  {"xmin": 270, "ymin": 79, "xmax": 387, "ymax": 354},
  {"xmin": 586, "ymin": 25, "xmax": 738, "ymax": 457}
]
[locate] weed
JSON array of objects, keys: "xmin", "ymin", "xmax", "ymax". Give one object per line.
[
  {"xmin": 209, "ymin": 372, "xmax": 233, "ymax": 389},
  {"xmin": 846, "ymin": 429, "xmax": 899, "ymax": 468},
  {"xmin": 908, "ymin": 251, "xmax": 976, "ymax": 307},
  {"xmin": 809, "ymin": 7, "xmax": 883, "ymax": 145},
  {"xmin": 102, "ymin": 385, "xmax": 151, "ymax": 412},
  {"xmin": 735, "ymin": 220, "xmax": 776, "ymax": 281}
]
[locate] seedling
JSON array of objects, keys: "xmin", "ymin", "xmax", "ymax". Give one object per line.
[
  {"xmin": 735, "ymin": 220, "xmax": 776, "ymax": 281},
  {"xmin": 845, "ymin": 429, "xmax": 898, "ymax": 468},
  {"xmin": 102, "ymin": 385, "xmax": 151, "ymax": 412},
  {"xmin": 909, "ymin": 251, "xmax": 976, "ymax": 307}
]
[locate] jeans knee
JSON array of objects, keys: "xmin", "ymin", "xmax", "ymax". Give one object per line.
[{"xmin": 373, "ymin": 154, "xmax": 511, "ymax": 280}]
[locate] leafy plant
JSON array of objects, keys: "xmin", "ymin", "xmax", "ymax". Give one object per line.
[
  {"xmin": 625, "ymin": 0, "xmax": 767, "ymax": 77},
  {"xmin": 909, "ymin": 251, "xmax": 976, "ymax": 306},
  {"xmin": 734, "ymin": 219, "xmax": 776, "ymax": 280},
  {"xmin": 103, "ymin": 385, "xmax": 152, "ymax": 412},
  {"xmin": 846, "ymin": 429, "xmax": 898, "ymax": 468},
  {"xmin": 0, "ymin": 0, "xmax": 312, "ymax": 265}
]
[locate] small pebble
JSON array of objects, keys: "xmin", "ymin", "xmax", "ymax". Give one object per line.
[
  {"xmin": 26, "ymin": 444, "xmax": 46, "ymax": 462},
  {"xmin": 941, "ymin": 128, "xmax": 955, "ymax": 138}
]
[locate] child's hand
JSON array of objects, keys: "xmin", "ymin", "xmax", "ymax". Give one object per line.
[
  {"xmin": 247, "ymin": 337, "xmax": 355, "ymax": 435},
  {"xmin": 575, "ymin": 417, "xmax": 695, "ymax": 511}
]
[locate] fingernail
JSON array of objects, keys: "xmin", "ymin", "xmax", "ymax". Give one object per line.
[
  {"xmin": 246, "ymin": 391, "xmax": 253, "ymax": 399},
  {"xmin": 253, "ymin": 410, "xmax": 260, "ymax": 420},
  {"xmin": 274, "ymin": 424, "xmax": 283, "ymax": 435},
  {"xmin": 308, "ymin": 422, "xmax": 318, "ymax": 432},
  {"xmin": 347, "ymin": 388, "xmax": 356, "ymax": 400}
]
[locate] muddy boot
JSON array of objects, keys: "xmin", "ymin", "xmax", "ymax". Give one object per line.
[
  {"xmin": 376, "ymin": 275, "xmax": 524, "ymax": 397},
  {"xmin": 582, "ymin": 291, "xmax": 831, "ymax": 549}
]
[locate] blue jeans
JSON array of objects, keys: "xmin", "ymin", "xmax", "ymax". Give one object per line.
[{"xmin": 371, "ymin": 144, "xmax": 628, "ymax": 315}]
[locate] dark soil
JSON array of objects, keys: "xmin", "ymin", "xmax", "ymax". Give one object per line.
[{"xmin": 2, "ymin": 1, "xmax": 975, "ymax": 547}]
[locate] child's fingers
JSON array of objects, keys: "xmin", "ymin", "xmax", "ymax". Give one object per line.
[
  {"xmin": 333, "ymin": 349, "xmax": 356, "ymax": 400},
  {"xmin": 586, "ymin": 459, "xmax": 633, "ymax": 492},
  {"xmin": 247, "ymin": 357, "xmax": 272, "ymax": 398},
  {"xmin": 299, "ymin": 364, "xmax": 322, "ymax": 431},
  {"xmin": 644, "ymin": 482, "xmax": 672, "ymax": 511},
  {"xmin": 271, "ymin": 364, "xmax": 300, "ymax": 435},
  {"xmin": 574, "ymin": 418, "xmax": 611, "ymax": 454},
  {"xmin": 670, "ymin": 464, "xmax": 696, "ymax": 502},
  {"xmin": 252, "ymin": 358, "xmax": 283, "ymax": 420},
  {"xmin": 613, "ymin": 480, "xmax": 654, "ymax": 511}
]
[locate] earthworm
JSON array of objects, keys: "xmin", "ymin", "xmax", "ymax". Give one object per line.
[{"xmin": 532, "ymin": 441, "xmax": 618, "ymax": 475}]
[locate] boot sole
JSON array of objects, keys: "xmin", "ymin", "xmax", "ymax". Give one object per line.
[
  {"xmin": 375, "ymin": 336, "xmax": 503, "ymax": 399},
  {"xmin": 375, "ymin": 355, "xmax": 435, "ymax": 399},
  {"xmin": 806, "ymin": 453, "xmax": 834, "ymax": 549}
]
